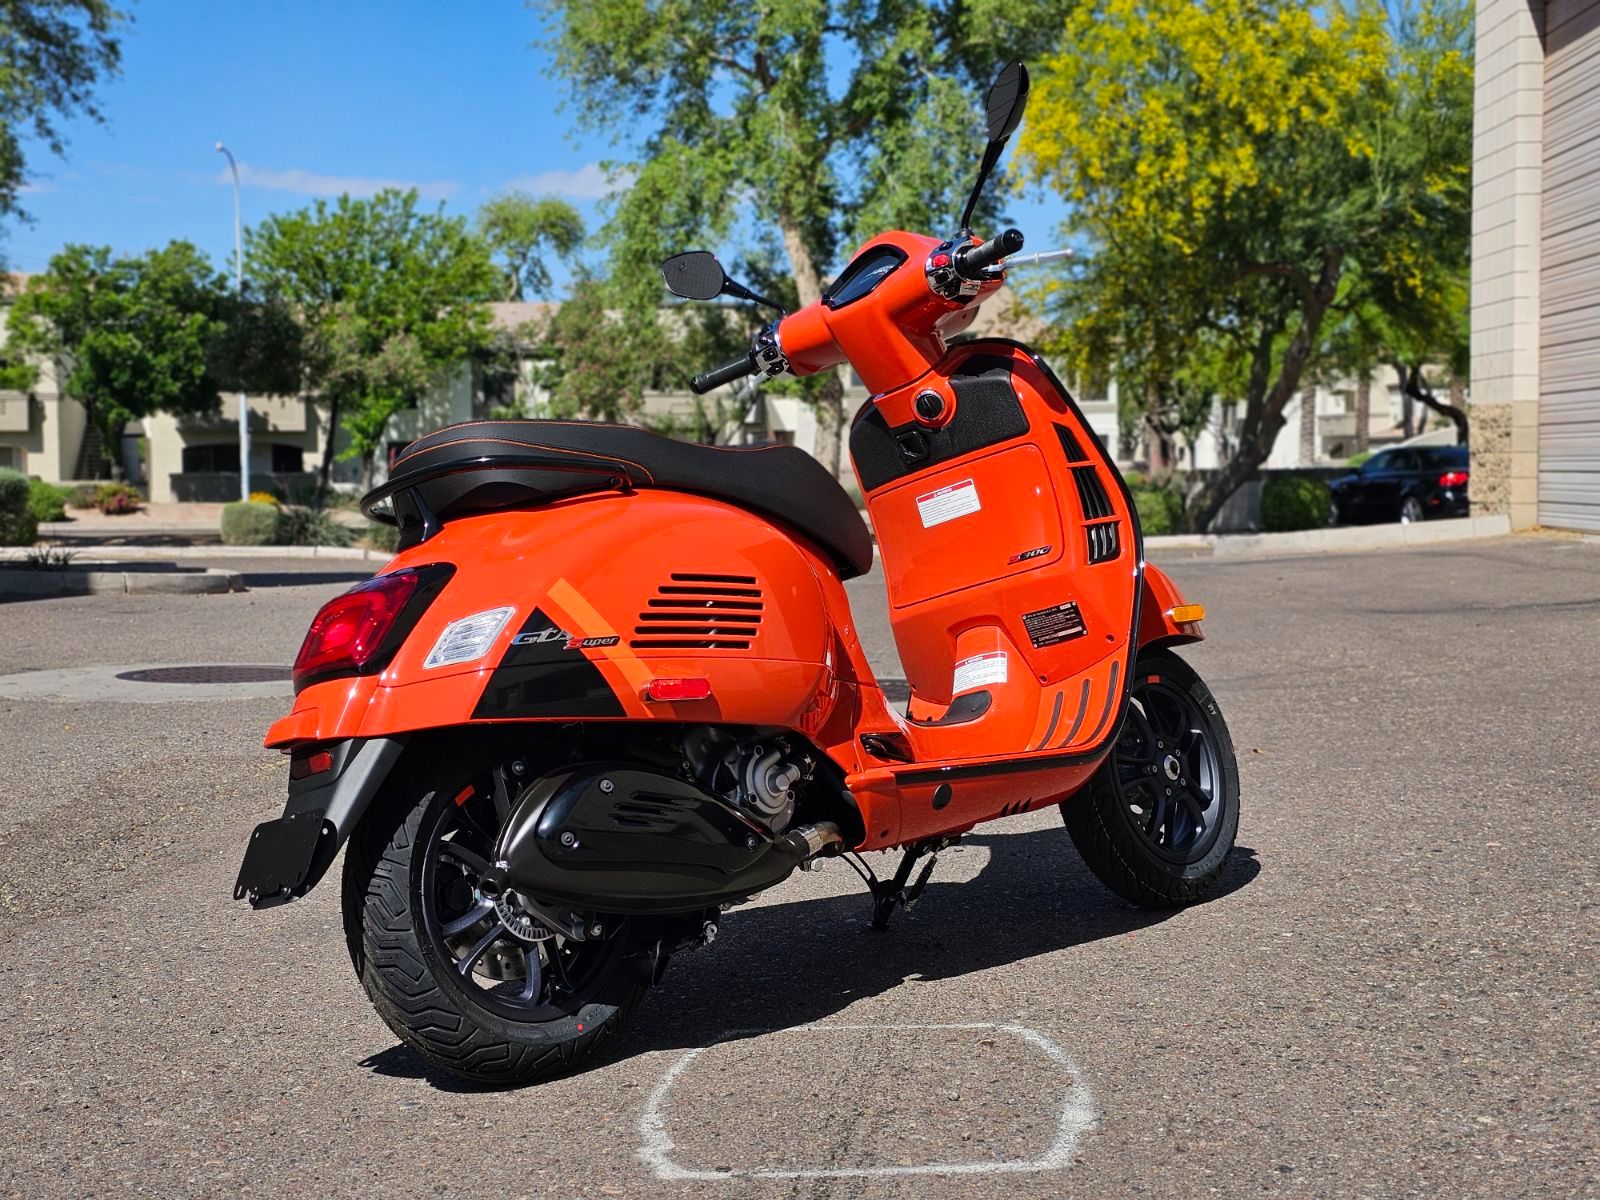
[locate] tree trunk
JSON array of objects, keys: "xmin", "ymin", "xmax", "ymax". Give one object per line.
[
  {"xmin": 315, "ymin": 394, "xmax": 342, "ymax": 511},
  {"xmin": 361, "ymin": 448, "xmax": 375, "ymax": 495},
  {"xmin": 778, "ymin": 217, "xmax": 844, "ymax": 478},
  {"xmin": 1355, "ymin": 373, "xmax": 1370, "ymax": 454},
  {"xmin": 1404, "ymin": 364, "xmax": 1469, "ymax": 446},
  {"xmin": 1188, "ymin": 252, "xmax": 1345, "ymax": 532}
]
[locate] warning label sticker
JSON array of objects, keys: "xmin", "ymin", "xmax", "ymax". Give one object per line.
[
  {"xmin": 1022, "ymin": 601, "xmax": 1088, "ymax": 648},
  {"xmin": 953, "ymin": 651, "xmax": 1008, "ymax": 694},
  {"xmin": 915, "ymin": 479, "xmax": 981, "ymax": 528}
]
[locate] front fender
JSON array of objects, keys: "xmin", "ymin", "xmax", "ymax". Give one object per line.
[{"xmin": 1137, "ymin": 564, "xmax": 1204, "ymax": 649}]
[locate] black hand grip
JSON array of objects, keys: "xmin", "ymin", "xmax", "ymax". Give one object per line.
[
  {"xmin": 690, "ymin": 353, "xmax": 756, "ymax": 395},
  {"xmin": 956, "ymin": 228, "xmax": 1025, "ymax": 279}
]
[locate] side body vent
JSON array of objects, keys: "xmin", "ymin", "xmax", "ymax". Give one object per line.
[
  {"xmin": 1085, "ymin": 520, "xmax": 1121, "ymax": 564},
  {"xmin": 1072, "ymin": 466, "xmax": 1113, "ymax": 521},
  {"xmin": 630, "ymin": 573, "xmax": 763, "ymax": 650}
]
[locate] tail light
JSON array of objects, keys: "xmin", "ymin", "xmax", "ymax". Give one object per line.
[
  {"xmin": 292, "ymin": 564, "xmax": 454, "ymax": 692},
  {"xmin": 1438, "ymin": 470, "xmax": 1469, "ymax": 488}
]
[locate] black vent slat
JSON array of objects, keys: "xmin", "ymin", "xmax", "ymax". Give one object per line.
[
  {"xmin": 631, "ymin": 639, "xmax": 755, "ymax": 649},
  {"xmin": 658, "ymin": 584, "xmax": 760, "ymax": 597},
  {"xmin": 646, "ymin": 598, "xmax": 763, "ymax": 610},
  {"xmin": 637, "ymin": 611, "xmax": 760, "ymax": 623},
  {"xmin": 1072, "ymin": 466, "xmax": 1113, "ymax": 521},
  {"xmin": 1055, "ymin": 424, "xmax": 1088, "ymax": 464},
  {"xmin": 632, "ymin": 574, "xmax": 764, "ymax": 651}
]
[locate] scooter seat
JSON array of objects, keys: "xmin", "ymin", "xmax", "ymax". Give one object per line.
[{"xmin": 371, "ymin": 419, "xmax": 875, "ymax": 579}]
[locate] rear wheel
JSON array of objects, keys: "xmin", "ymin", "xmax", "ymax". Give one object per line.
[
  {"xmin": 1062, "ymin": 647, "xmax": 1240, "ymax": 908},
  {"xmin": 1400, "ymin": 495, "xmax": 1425, "ymax": 524},
  {"xmin": 342, "ymin": 768, "xmax": 653, "ymax": 1086}
]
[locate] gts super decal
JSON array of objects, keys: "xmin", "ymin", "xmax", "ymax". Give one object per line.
[
  {"xmin": 473, "ymin": 608, "xmax": 625, "ymax": 719},
  {"xmin": 511, "ymin": 627, "xmax": 621, "ymax": 651}
]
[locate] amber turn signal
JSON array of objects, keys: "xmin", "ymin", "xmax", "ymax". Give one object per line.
[{"xmin": 1167, "ymin": 604, "xmax": 1205, "ymax": 624}]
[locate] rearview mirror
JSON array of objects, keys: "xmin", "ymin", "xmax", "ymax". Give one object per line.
[
  {"xmin": 661, "ymin": 251, "xmax": 727, "ymax": 301},
  {"xmin": 984, "ymin": 60, "xmax": 1029, "ymax": 144}
]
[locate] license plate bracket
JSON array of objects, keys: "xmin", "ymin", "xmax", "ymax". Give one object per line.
[{"xmin": 234, "ymin": 808, "xmax": 326, "ymax": 908}]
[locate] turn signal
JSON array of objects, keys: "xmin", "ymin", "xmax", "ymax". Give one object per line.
[
  {"xmin": 1438, "ymin": 470, "xmax": 1469, "ymax": 488},
  {"xmin": 644, "ymin": 677, "xmax": 713, "ymax": 702},
  {"xmin": 1168, "ymin": 604, "xmax": 1205, "ymax": 624}
]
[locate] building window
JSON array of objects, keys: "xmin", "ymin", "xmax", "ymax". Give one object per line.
[
  {"xmin": 271, "ymin": 444, "xmax": 304, "ymax": 474},
  {"xmin": 771, "ymin": 430, "xmax": 795, "ymax": 446},
  {"xmin": 181, "ymin": 443, "xmax": 240, "ymax": 473}
]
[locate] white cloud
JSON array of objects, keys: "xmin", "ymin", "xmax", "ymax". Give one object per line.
[
  {"xmin": 497, "ymin": 162, "xmax": 630, "ymax": 201},
  {"xmin": 215, "ymin": 165, "xmax": 461, "ymax": 200}
]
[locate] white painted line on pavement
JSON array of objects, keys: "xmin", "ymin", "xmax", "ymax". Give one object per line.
[{"xmin": 637, "ymin": 1021, "xmax": 1098, "ymax": 1181}]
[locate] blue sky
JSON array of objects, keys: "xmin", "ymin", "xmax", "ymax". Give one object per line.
[{"xmin": 6, "ymin": 1, "xmax": 1068, "ymax": 289}]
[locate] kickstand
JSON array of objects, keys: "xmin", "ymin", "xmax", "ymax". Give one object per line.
[{"xmin": 866, "ymin": 838, "xmax": 955, "ymax": 930}]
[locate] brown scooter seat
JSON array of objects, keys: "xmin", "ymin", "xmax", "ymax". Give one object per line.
[{"xmin": 363, "ymin": 420, "xmax": 874, "ymax": 579}]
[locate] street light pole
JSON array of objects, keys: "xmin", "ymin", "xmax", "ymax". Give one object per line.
[{"xmin": 215, "ymin": 142, "xmax": 249, "ymax": 500}]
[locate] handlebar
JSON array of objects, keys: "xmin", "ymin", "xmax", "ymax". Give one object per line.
[
  {"xmin": 955, "ymin": 227, "xmax": 1025, "ymax": 279},
  {"xmin": 690, "ymin": 352, "xmax": 757, "ymax": 395}
]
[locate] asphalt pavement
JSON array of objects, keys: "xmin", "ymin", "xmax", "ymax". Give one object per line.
[{"xmin": 0, "ymin": 537, "xmax": 1595, "ymax": 1198}]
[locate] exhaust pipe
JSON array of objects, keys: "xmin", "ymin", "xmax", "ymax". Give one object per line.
[{"xmin": 782, "ymin": 822, "xmax": 844, "ymax": 862}]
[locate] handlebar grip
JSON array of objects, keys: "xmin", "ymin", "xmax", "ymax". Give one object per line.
[
  {"xmin": 690, "ymin": 353, "xmax": 757, "ymax": 395},
  {"xmin": 957, "ymin": 228, "xmax": 1025, "ymax": 278}
]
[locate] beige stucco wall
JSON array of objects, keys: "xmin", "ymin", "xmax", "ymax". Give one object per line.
[{"xmin": 1471, "ymin": 0, "xmax": 1545, "ymax": 527}]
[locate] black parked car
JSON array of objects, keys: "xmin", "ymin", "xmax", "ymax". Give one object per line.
[{"xmin": 1329, "ymin": 445, "xmax": 1471, "ymax": 525}]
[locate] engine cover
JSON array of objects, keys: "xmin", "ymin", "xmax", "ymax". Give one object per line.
[{"xmin": 492, "ymin": 763, "xmax": 808, "ymax": 914}]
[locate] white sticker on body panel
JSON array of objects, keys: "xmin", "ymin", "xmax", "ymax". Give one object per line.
[
  {"xmin": 916, "ymin": 478, "xmax": 981, "ymax": 528},
  {"xmin": 953, "ymin": 651, "xmax": 1007, "ymax": 694}
]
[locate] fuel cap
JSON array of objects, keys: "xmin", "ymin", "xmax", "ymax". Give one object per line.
[{"xmin": 914, "ymin": 390, "xmax": 946, "ymax": 423}]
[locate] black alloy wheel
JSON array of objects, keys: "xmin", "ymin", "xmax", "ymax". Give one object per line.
[{"xmin": 1062, "ymin": 647, "xmax": 1240, "ymax": 908}]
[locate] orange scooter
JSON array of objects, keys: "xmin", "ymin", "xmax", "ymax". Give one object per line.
[{"xmin": 235, "ymin": 62, "xmax": 1239, "ymax": 1086}]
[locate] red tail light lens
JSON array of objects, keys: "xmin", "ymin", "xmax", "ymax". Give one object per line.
[
  {"xmin": 1438, "ymin": 470, "xmax": 1469, "ymax": 488},
  {"xmin": 643, "ymin": 677, "xmax": 713, "ymax": 702},
  {"xmin": 292, "ymin": 565, "xmax": 453, "ymax": 692}
]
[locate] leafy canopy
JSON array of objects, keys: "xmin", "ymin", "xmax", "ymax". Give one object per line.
[
  {"xmin": 6, "ymin": 241, "xmax": 240, "ymax": 448},
  {"xmin": 477, "ymin": 191, "xmax": 585, "ymax": 301},
  {"xmin": 246, "ymin": 190, "xmax": 501, "ymax": 480},
  {"xmin": 1017, "ymin": 0, "xmax": 1472, "ymax": 528},
  {"xmin": 0, "ymin": 0, "xmax": 124, "ymax": 222}
]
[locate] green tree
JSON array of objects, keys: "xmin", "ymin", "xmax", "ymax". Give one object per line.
[
  {"xmin": 536, "ymin": 0, "xmax": 1072, "ymax": 475},
  {"xmin": 1018, "ymin": 0, "xmax": 1473, "ymax": 530},
  {"xmin": 246, "ymin": 189, "xmax": 501, "ymax": 499},
  {"xmin": 477, "ymin": 191, "xmax": 585, "ymax": 301},
  {"xmin": 7, "ymin": 241, "xmax": 233, "ymax": 477},
  {"xmin": 0, "ymin": 0, "xmax": 124, "ymax": 224}
]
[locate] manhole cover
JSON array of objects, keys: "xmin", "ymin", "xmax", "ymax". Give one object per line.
[{"xmin": 114, "ymin": 665, "xmax": 293, "ymax": 685}]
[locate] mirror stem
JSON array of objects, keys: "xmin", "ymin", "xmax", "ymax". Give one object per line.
[{"xmin": 722, "ymin": 278, "xmax": 787, "ymax": 315}]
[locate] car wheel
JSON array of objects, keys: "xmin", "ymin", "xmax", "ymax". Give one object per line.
[{"xmin": 1400, "ymin": 496, "xmax": 1424, "ymax": 524}]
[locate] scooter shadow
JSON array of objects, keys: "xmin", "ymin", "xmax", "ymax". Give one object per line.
[{"xmin": 362, "ymin": 827, "xmax": 1260, "ymax": 1091}]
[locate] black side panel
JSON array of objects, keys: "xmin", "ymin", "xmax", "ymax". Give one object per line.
[
  {"xmin": 473, "ymin": 608, "xmax": 626, "ymax": 719},
  {"xmin": 850, "ymin": 354, "xmax": 1030, "ymax": 493}
]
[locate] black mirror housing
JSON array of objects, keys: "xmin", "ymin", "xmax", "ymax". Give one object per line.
[
  {"xmin": 985, "ymin": 61, "xmax": 1030, "ymax": 144},
  {"xmin": 661, "ymin": 251, "xmax": 727, "ymax": 301}
]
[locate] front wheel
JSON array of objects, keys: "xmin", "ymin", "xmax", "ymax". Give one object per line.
[
  {"xmin": 1400, "ymin": 495, "xmax": 1425, "ymax": 524},
  {"xmin": 342, "ymin": 769, "xmax": 653, "ymax": 1086},
  {"xmin": 1062, "ymin": 647, "xmax": 1240, "ymax": 908}
]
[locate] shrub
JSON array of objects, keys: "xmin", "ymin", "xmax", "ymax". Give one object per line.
[
  {"xmin": 1347, "ymin": 450, "xmax": 1374, "ymax": 469},
  {"xmin": 1129, "ymin": 481, "xmax": 1184, "ymax": 536},
  {"xmin": 278, "ymin": 505, "xmax": 353, "ymax": 547},
  {"xmin": 94, "ymin": 482, "xmax": 142, "ymax": 515},
  {"xmin": 0, "ymin": 467, "xmax": 38, "ymax": 546},
  {"xmin": 26, "ymin": 480, "xmax": 71, "ymax": 523},
  {"xmin": 365, "ymin": 520, "xmax": 400, "ymax": 553},
  {"xmin": 220, "ymin": 499, "xmax": 285, "ymax": 545},
  {"xmin": 67, "ymin": 483, "xmax": 101, "ymax": 509},
  {"xmin": 1261, "ymin": 475, "xmax": 1332, "ymax": 532},
  {"xmin": 248, "ymin": 490, "xmax": 282, "ymax": 507}
]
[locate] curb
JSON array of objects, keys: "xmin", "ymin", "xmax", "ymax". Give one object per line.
[
  {"xmin": 2, "ymin": 543, "xmax": 385, "ymax": 562},
  {"xmin": 1144, "ymin": 515, "xmax": 1512, "ymax": 558},
  {"xmin": 0, "ymin": 565, "xmax": 244, "ymax": 596}
]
